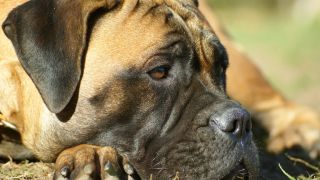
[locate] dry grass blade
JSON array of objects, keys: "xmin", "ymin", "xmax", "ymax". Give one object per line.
[
  {"xmin": 0, "ymin": 161, "xmax": 54, "ymax": 179},
  {"xmin": 279, "ymin": 164, "xmax": 296, "ymax": 180},
  {"xmin": 285, "ymin": 154, "xmax": 320, "ymax": 172},
  {"xmin": 279, "ymin": 154, "xmax": 320, "ymax": 180},
  {"xmin": 173, "ymin": 172, "xmax": 180, "ymax": 180}
]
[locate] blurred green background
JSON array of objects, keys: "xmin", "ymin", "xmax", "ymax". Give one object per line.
[{"xmin": 207, "ymin": 0, "xmax": 320, "ymax": 111}]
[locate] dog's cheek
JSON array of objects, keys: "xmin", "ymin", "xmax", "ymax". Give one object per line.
[{"xmin": 89, "ymin": 79, "xmax": 154, "ymax": 121}]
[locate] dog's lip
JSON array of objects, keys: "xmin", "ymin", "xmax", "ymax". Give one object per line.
[
  {"xmin": 221, "ymin": 162, "xmax": 248, "ymax": 180},
  {"xmin": 221, "ymin": 160, "xmax": 258, "ymax": 180}
]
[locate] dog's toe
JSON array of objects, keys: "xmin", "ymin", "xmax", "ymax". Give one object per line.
[
  {"xmin": 53, "ymin": 145, "xmax": 134, "ymax": 180},
  {"xmin": 309, "ymin": 141, "xmax": 320, "ymax": 159},
  {"xmin": 260, "ymin": 103, "xmax": 320, "ymax": 158}
]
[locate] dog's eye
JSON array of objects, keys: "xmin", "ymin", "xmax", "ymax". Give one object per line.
[{"xmin": 148, "ymin": 65, "xmax": 171, "ymax": 80}]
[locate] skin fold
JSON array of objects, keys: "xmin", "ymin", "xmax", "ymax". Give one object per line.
[{"xmin": 0, "ymin": 0, "xmax": 319, "ymax": 179}]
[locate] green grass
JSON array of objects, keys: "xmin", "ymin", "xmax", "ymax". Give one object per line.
[
  {"xmin": 207, "ymin": 0, "xmax": 320, "ymax": 111},
  {"xmin": 279, "ymin": 155, "xmax": 320, "ymax": 179}
]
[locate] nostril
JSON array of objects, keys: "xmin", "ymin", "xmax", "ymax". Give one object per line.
[
  {"xmin": 2, "ymin": 21, "xmax": 12, "ymax": 38},
  {"xmin": 209, "ymin": 107, "xmax": 251, "ymax": 139},
  {"xmin": 245, "ymin": 117, "xmax": 252, "ymax": 133},
  {"xmin": 233, "ymin": 119, "xmax": 243, "ymax": 138},
  {"xmin": 231, "ymin": 119, "xmax": 238, "ymax": 133},
  {"xmin": 2, "ymin": 16, "xmax": 15, "ymax": 40}
]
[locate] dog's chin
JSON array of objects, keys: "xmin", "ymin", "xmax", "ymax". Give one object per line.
[
  {"xmin": 221, "ymin": 160, "xmax": 257, "ymax": 180},
  {"xmin": 166, "ymin": 147, "xmax": 259, "ymax": 180},
  {"xmin": 222, "ymin": 162, "xmax": 249, "ymax": 179},
  {"xmin": 152, "ymin": 126, "xmax": 259, "ymax": 180}
]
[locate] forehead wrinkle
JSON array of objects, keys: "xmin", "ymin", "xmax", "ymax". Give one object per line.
[
  {"xmin": 118, "ymin": 0, "xmax": 192, "ymax": 39},
  {"xmin": 86, "ymin": 0, "xmax": 202, "ymax": 73},
  {"xmin": 162, "ymin": 0, "xmax": 219, "ymax": 73},
  {"xmin": 86, "ymin": 2, "xmax": 179, "ymax": 70}
]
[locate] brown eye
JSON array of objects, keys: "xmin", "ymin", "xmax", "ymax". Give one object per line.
[{"xmin": 148, "ymin": 65, "xmax": 171, "ymax": 80}]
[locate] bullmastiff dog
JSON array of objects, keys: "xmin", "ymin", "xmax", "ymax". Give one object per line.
[{"xmin": 0, "ymin": 0, "xmax": 319, "ymax": 179}]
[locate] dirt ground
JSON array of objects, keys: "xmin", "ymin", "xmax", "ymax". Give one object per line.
[{"xmin": 0, "ymin": 161, "xmax": 53, "ymax": 179}]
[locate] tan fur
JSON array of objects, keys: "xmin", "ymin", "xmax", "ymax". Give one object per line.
[
  {"xmin": 54, "ymin": 145, "xmax": 124, "ymax": 179},
  {"xmin": 0, "ymin": 0, "xmax": 319, "ymax": 162},
  {"xmin": 0, "ymin": 60, "xmax": 44, "ymax": 151}
]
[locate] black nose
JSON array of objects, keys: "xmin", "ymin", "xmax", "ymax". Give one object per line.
[{"xmin": 209, "ymin": 107, "xmax": 251, "ymax": 139}]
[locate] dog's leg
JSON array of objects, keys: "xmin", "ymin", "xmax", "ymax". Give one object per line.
[
  {"xmin": 200, "ymin": 1, "xmax": 320, "ymax": 157},
  {"xmin": 54, "ymin": 145, "xmax": 136, "ymax": 180},
  {"xmin": 0, "ymin": 60, "xmax": 35, "ymax": 160},
  {"xmin": 0, "ymin": 60, "xmax": 21, "ymax": 129},
  {"xmin": 0, "ymin": 60, "xmax": 44, "ymax": 160}
]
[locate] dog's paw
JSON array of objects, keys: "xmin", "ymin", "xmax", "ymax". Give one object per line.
[
  {"xmin": 53, "ymin": 145, "xmax": 136, "ymax": 180},
  {"xmin": 259, "ymin": 103, "xmax": 320, "ymax": 158},
  {"xmin": 267, "ymin": 125, "xmax": 320, "ymax": 159}
]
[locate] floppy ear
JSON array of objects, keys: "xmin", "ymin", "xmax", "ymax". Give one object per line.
[{"xmin": 2, "ymin": 0, "xmax": 119, "ymax": 113}]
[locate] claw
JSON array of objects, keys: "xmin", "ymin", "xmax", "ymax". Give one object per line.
[
  {"xmin": 55, "ymin": 146, "xmax": 133, "ymax": 180},
  {"xmin": 84, "ymin": 164, "xmax": 95, "ymax": 175},
  {"xmin": 60, "ymin": 166, "xmax": 71, "ymax": 178},
  {"xmin": 124, "ymin": 163, "xmax": 134, "ymax": 175},
  {"xmin": 309, "ymin": 142, "xmax": 320, "ymax": 159},
  {"xmin": 104, "ymin": 161, "xmax": 117, "ymax": 176}
]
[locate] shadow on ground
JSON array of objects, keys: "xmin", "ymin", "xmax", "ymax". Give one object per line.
[{"xmin": 254, "ymin": 121, "xmax": 320, "ymax": 179}]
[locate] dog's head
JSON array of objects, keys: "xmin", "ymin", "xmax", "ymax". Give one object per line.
[{"xmin": 3, "ymin": 0, "xmax": 258, "ymax": 179}]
